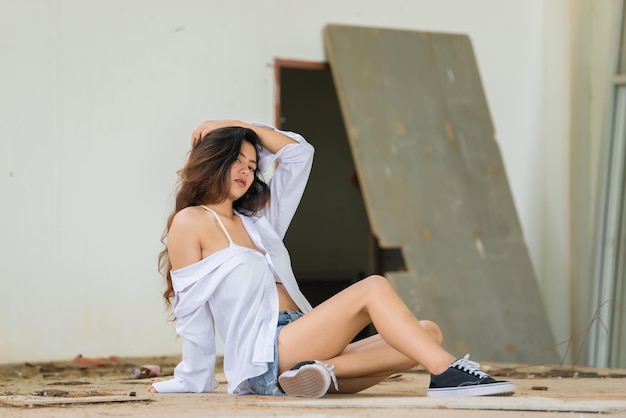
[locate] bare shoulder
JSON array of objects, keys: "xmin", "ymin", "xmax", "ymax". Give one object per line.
[
  {"xmin": 168, "ymin": 206, "xmax": 208, "ymax": 247},
  {"xmin": 171, "ymin": 206, "xmax": 223, "ymax": 235},
  {"xmin": 171, "ymin": 206, "xmax": 206, "ymax": 230},
  {"xmin": 167, "ymin": 207, "xmax": 208, "ymax": 269},
  {"xmin": 170, "ymin": 206, "xmax": 229, "ymax": 258}
]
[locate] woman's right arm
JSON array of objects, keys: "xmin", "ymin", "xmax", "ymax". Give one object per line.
[
  {"xmin": 150, "ymin": 209, "xmax": 220, "ymax": 393},
  {"xmin": 150, "ymin": 303, "xmax": 220, "ymax": 393}
]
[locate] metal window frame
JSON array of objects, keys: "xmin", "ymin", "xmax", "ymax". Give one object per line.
[{"xmin": 590, "ymin": 0, "xmax": 626, "ymax": 367}]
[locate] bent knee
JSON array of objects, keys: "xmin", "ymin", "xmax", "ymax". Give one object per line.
[
  {"xmin": 361, "ymin": 275, "xmax": 393, "ymax": 291},
  {"xmin": 420, "ymin": 320, "xmax": 444, "ymax": 345},
  {"xmin": 357, "ymin": 275, "xmax": 397, "ymax": 303}
]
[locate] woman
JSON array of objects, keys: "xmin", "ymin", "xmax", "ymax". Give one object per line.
[{"xmin": 149, "ymin": 120, "xmax": 515, "ymax": 398}]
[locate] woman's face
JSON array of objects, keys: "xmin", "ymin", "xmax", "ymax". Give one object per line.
[{"xmin": 228, "ymin": 140, "xmax": 257, "ymax": 201}]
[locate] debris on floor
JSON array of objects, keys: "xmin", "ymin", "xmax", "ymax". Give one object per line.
[{"xmin": 0, "ymin": 393, "xmax": 150, "ymax": 407}]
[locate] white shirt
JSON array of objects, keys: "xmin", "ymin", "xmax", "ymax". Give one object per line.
[{"xmin": 152, "ymin": 125, "xmax": 314, "ymax": 394}]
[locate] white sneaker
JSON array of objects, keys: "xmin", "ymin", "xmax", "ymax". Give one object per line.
[{"xmin": 278, "ymin": 360, "xmax": 338, "ymax": 398}]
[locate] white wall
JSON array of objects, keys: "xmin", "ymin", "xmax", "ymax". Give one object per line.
[
  {"xmin": 540, "ymin": 0, "xmax": 571, "ymax": 358},
  {"xmin": 0, "ymin": 0, "xmax": 569, "ymax": 362}
]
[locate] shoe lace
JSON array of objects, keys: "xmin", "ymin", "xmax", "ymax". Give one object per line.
[
  {"xmin": 314, "ymin": 361, "xmax": 339, "ymax": 391},
  {"xmin": 452, "ymin": 354, "xmax": 489, "ymax": 379}
]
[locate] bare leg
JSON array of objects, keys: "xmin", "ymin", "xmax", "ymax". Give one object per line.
[
  {"xmin": 328, "ymin": 337, "xmax": 416, "ymax": 393},
  {"xmin": 278, "ymin": 275, "xmax": 455, "ymax": 381},
  {"xmin": 344, "ymin": 320, "xmax": 443, "ymax": 354},
  {"xmin": 321, "ymin": 320, "xmax": 442, "ymax": 393}
]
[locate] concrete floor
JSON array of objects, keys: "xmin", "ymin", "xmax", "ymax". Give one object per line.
[{"xmin": 1, "ymin": 356, "xmax": 625, "ymax": 417}]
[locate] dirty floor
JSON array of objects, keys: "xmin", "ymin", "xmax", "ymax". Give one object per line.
[{"xmin": 1, "ymin": 355, "xmax": 626, "ymax": 417}]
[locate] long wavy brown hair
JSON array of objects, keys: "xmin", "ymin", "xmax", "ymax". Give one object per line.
[{"xmin": 158, "ymin": 127, "xmax": 271, "ymax": 309}]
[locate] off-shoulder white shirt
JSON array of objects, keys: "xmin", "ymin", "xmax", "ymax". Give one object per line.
[{"xmin": 152, "ymin": 125, "xmax": 314, "ymax": 395}]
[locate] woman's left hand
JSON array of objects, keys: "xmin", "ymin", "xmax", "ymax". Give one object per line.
[{"xmin": 191, "ymin": 120, "xmax": 246, "ymax": 146}]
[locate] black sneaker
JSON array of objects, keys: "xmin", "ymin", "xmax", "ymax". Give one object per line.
[
  {"xmin": 278, "ymin": 360, "xmax": 339, "ymax": 398},
  {"xmin": 427, "ymin": 354, "xmax": 516, "ymax": 398}
]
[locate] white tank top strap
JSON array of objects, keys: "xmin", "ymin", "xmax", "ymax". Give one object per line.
[{"xmin": 200, "ymin": 205, "xmax": 234, "ymax": 246}]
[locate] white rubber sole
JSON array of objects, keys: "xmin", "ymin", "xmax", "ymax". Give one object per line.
[
  {"xmin": 278, "ymin": 364, "xmax": 331, "ymax": 398},
  {"xmin": 427, "ymin": 382, "xmax": 516, "ymax": 398}
]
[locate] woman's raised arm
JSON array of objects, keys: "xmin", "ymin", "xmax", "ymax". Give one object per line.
[
  {"xmin": 190, "ymin": 119, "xmax": 314, "ymax": 238},
  {"xmin": 191, "ymin": 120, "xmax": 297, "ymax": 154}
]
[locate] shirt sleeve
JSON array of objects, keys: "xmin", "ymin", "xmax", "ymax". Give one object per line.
[
  {"xmin": 253, "ymin": 123, "xmax": 315, "ymax": 239},
  {"xmin": 151, "ymin": 302, "xmax": 219, "ymax": 393}
]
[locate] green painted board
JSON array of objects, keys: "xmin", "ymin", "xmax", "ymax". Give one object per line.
[{"xmin": 324, "ymin": 24, "xmax": 558, "ymax": 363}]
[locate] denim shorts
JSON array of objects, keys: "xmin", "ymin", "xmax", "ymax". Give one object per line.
[{"xmin": 247, "ymin": 310, "xmax": 304, "ymax": 396}]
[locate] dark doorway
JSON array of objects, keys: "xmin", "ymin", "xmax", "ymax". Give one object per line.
[{"xmin": 275, "ymin": 59, "xmax": 376, "ymax": 340}]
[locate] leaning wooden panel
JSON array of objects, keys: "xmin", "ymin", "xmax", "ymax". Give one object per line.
[{"xmin": 324, "ymin": 24, "xmax": 558, "ymax": 363}]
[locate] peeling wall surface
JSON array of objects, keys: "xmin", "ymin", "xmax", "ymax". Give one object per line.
[{"xmin": 0, "ymin": 0, "xmax": 569, "ymax": 363}]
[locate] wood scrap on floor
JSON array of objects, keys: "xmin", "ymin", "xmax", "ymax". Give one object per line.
[{"xmin": 0, "ymin": 393, "xmax": 151, "ymax": 408}]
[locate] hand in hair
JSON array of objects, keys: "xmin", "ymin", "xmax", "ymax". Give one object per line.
[{"xmin": 191, "ymin": 120, "xmax": 249, "ymax": 146}]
